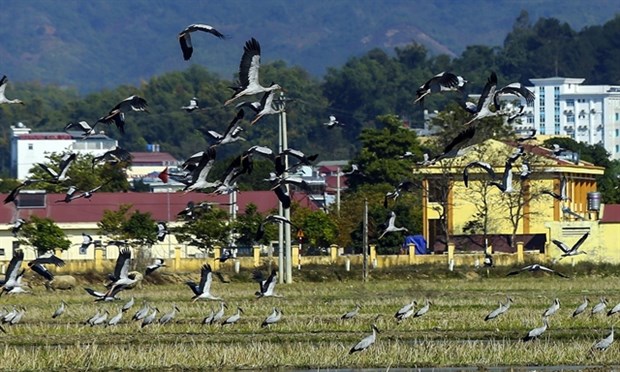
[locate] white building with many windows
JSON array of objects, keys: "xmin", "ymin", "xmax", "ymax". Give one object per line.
[
  {"xmin": 10, "ymin": 123, "xmax": 118, "ymax": 180},
  {"xmin": 515, "ymin": 77, "xmax": 620, "ymax": 159}
]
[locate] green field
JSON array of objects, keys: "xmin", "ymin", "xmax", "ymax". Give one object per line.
[{"xmin": 2, "ymin": 267, "xmax": 620, "ymax": 370}]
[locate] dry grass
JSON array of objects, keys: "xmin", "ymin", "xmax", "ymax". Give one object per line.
[{"xmin": 2, "ymin": 269, "xmax": 620, "ymax": 370}]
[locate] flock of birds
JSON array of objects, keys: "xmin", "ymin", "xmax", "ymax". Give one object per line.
[{"xmin": 0, "ymin": 23, "xmax": 608, "ymax": 358}]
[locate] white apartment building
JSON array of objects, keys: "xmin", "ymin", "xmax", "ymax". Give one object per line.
[
  {"xmin": 517, "ymin": 77, "xmax": 620, "ymax": 159},
  {"xmin": 10, "ymin": 123, "xmax": 118, "ymax": 180}
]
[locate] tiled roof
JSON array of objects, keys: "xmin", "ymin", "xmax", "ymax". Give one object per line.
[
  {"xmin": 601, "ymin": 204, "xmax": 620, "ymax": 223},
  {"xmin": 0, "ymin": 191, "xmax": 317, "ymax": 224},
  {"xmin": 130, "ymin": 152, "xmax": 180, "ymax": 165}
]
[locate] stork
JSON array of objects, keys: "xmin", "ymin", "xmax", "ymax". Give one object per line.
[
  {"xmin": 552, "ymin": 232, "xmax": 589, "ymax": 262},
  {"xmin": 323, "ymin": 115, "xmax": 345, "ymax": 128},
  {"xmin": 341, "ymin": 304, "xmax": 361, "ymax": 320},
  {"xmin": 178, "ymin": 24, "xmax": 226, "ymax": 61},
  {"xmin": 186, "ymin": 264, "xmax": 221, "ymax": 301},
  {"xmin": 0, "ymin": 75, "xmax": 24, "ymax": 105},
  {"xmin": 37, "ymin": 153, "xmax": 76, "ymax": 184},
  {"xmin": 415, "ymin": 72, "xmax": 464, "ymax": 104},
  {"xmin": 522, "ymin": 317, "xmax": 549, "ymax": 342},
  {"xmin": 224, "ymin": 38, "xmax": 282, "ymax": 106},
  {"xmin": 378, "ymin": 211, "xmax": 408, "ymax": 239},
  {"xmin": 253, "ymin": 268, "xmax": 282, "ymax": 298},
  {"xmin": 573, "ymin": 297, "xmax": 589, "ymax": 317},
  {"xmin": 349, "ymin": 323, "xmax": 380, "ymax": 354},
  {"xmin": 507, "ymin": 264, "xmax": 568, "ymax": 278},
  {"xmin": 542, "ymin": 298, "xmax": 561, "ymax": 318},
  {"xmin": 261, "ymin": 307, "xmax": 283, "ymax": 328},
  {"xmin": 463, "ymin": 161, "xmax": 496, "ymax": 188},
  {"xmin": 221, "ymin": 307, "xmax": 243, "ymax": 326}
]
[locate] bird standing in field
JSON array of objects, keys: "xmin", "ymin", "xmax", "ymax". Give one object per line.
[
  {"xmin": 225, "ymin": 38, "xmax": 282, "ymax": 106},
  {"xmin": 261, "ymin": 307, "xmax": 283, "ymax": 328},
  {"xmin": 414, "ymin": 298, "xmax": 431, "ymax": 318},
  {"xmin": 484, "ymin": 296, "xmax": 513, "ymax": 321},
  {"xmin": 221, "ymin": 307, "xmax": 243, "ymax": 326},
  {"xmin": 341, "ymin": 304, "xmax": 361, "ymax": 320},
  {"xmin": 591, "ymin": 298, "xmax": 608, "ymax": 316},
  {"xmin": 542, "ymin": 298, "xmax": 561, "ymax": 318},
  {"xmin": 591, "ymin": 327, "xmax": 615, "ymax": 352},
  {"xmin": 349, "ymin": 322, "xmax": 380, "ymax": 354},
  {"xmin": 394, "ymin": 300, "xmax": 416, "ymax": 322},
  {"xmin": 522, "ymin": 317, "xmax": 549, "ymax": 342},
  {"xmin": 573, "ymin": 297, "xmax": 589, "ymax": 317},
  {"xmin": 0, "ymin": 75, "xmax": 24, "ymax": 105},
  {"xmin": 107, "ymin": 308, "xmax": 123, "ymax": 326},
  {"xmin": 178, "ymin": 23, "xmax": 226, "ymax": 61},
  {"xmin": 159, "ymin": 304, "xmax": 180, "ymax": 325},
  {"xmin": 141, "ymin": 307, "xmax": 159, "ymax": 328},
  {"xmin": 52, "ymin": 301, "xmax": 67, "ymax": 319}
]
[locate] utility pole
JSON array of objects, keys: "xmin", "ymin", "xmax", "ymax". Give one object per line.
[
  {"xmin": 275, "ymin": 92, "xmax": 293, "ymax": 284},
  {"xmin": 336, "ymin": 167, "xmax": 341, "ymax": 217},
  {"xmin": 362, "ymin": 198, "xmax": 368, "ymax": 282}
]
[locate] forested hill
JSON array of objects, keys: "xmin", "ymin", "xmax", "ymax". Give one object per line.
[{"xmin": 0, "ymin": 0, "xmax": 619, "ymax": 93}]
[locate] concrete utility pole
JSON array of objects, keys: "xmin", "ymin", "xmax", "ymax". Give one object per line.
[
  {"xmin": 336, "ymin": 167, "xmax": 341, "ymax": 217},
  {"xmin": 362, "ymin": 198, "xmax": 369, "ymax": 282},
  {"xmin": 275, "ymin": 92, "xmax": 293, "ymax": 283}
]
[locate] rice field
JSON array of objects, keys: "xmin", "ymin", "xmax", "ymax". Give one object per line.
[{"xmin": 2, "ymin": 268, "xmax": 620, "ymax": 371}]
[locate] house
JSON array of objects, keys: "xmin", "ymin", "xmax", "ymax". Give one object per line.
[
  {"xmin": 0, "ymin": 190, "xmax": 317, "ymax": 263},
  {"xmin": 415, "ymin": 138, "xmax": 607, "ymax": 261}
]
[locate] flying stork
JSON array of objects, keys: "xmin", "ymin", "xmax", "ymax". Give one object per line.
[
  {"xmin": 377, "ymin": 211, "xmax": 408, "ymax": 239},
  {"xmin": 0, "ymin": 75, "xmax": 24, "ymax": 105},
  {"xmin": 178, "ymin": 24, "xmax": 226, "ymax": 61},
  {"xmin": 186, "ymin": 264, "xmax": 222, "ymax": 301},
  {"xmin": 37, "ymin": 152, "xmax": 76, "ymax": 184},
  {"xmin": 551, "ymin": 232, "xmax": 589, "ymax": 262},
  {"xmin": 507, "ymin": 264, "xmax": 568, "ymax": 278},
  {"xmin": 253, "ymin": 268, "xmax": 282, "ymax": 298},
  {"xmin": 415, "ymin": 72, "xmax": 465, "ymax": 104},
  {"xmin": 224, "ymin": 38, "xmax": 282, "ymax": 106}
]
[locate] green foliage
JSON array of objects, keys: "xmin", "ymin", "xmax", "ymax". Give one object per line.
[
  {"xmin": 97, "ymin": 204, "xmax": 157, "ymax": 244},
  {"xmin": 173, "ymin": 207, "xmax": 232, "ymax": 251},
  {"xmin": 346, "ymin": 114, "xmax": 423, "ymax": 191},
  {"xmin": 232, "ymin": 203, "xmax": 269, "ymax": 246},
  {"xmin": 292, "ymin": 208, "xmax": 338, "ymax": 248},
  {"xmin": 18, "ymin": 216, "xmax": 71, "ymax": 255}
]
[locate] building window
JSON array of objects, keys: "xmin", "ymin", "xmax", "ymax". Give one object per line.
[
  {"xmin": 0, "ymin": 248, "xmax": 4, "ymax": 256},
  {"xmin": 567, "ymin": 115, "xmax": 575, "ymax": 123},
  {"xmin": 616, "ymin": 129, "xmax": 619, "ymax": 137},
  {"xmin": 16, "ymin": 191, "xmax": 46, "ymax": 209},
  {"xmin": 28, "ymin": 143, "xmax": 33, "ymax": 150},
  {"xmin": 566, "ymin": 99, "xmax": 575, "ymax": 107},
  {"xmin": 616, "ymin": 113, "xmax": 620, "ymax": 121},
  {"xmin": 617, "ymin": 145, "xmax": 620, "ymax": 153},
  {"xmin": 527, "ymin": 116, "xmax": 534, "ymax": 124}
]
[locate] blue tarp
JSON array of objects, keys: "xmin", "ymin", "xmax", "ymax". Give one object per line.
[{"xmin": 403, "ymin": 235, "xmax": 427, "ymax": 255}]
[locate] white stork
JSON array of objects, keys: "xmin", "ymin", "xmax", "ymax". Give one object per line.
[
  {"xmin": 250, "ymin": 89, "xmax": 282, "ymax": 125},
  {"xmin": 415, "ymin": 72, "xmax": 464, "ymax": 104},
  {"xmin": 0, "ymin": 75, "xmax": 24, "ymax": 105},
  {"xmin": 206, "ymin": 109, "xmax": 246, "ymax": 145},
  {"xmin": 378, "ymin": 211, "xmax": 408, "ymax": 239},
  {"xmin": 224, "ymin": 38, "xmax": 282, "ymax": 106},
  {"xmin": 253, "ymin": 268, "xmax": 282, "ymax": 298},
  {"xmin": 186, "ymin": 264, "xmax": 221, "ymax": 301},
  {"xmin": 178, "ymin": 24, "xmax": 225, "ymax": 61},
  {"xmin": 37, "ymin": 152, "xmax": 76, "ymax": 184}
]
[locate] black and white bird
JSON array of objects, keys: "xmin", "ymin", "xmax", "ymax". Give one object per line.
[
  {"xmin": 323, "ymin": 115, "xmax": 344, "ymax": 128},
  {"xmin": 141, "ymin": 307, "xmax": 160, "ymax": 328},
  {"xmin": 428, "ymin": 125, "xmax": 476, "ymax": 164},
  {"xmin": 181, "ymin": 97, "xmax": 200, "ymax": 112},
  {"xmin": 550, "ymin": 144, "xmax": 565, "ymax": 156},
  {"xmin": 342, "ymin": 304, "xmax": 361, "ymax": 320},
  {"xmin": 0, "ymin": 75, "xmax": 24, "ymax": 105},
  {"xmin": 206, "ymin": 109, "xmax": 246, "ymax": 145},
  {"xmin": 209, "ymin": 302, "xmax": 228, "ymax": 325},
  {"xmin": 122, "ymin": 296, "xmax": 135, "ymax": 313},
  {"xmin": 255, "ymin": 215, "xmax": 297, "ymax": 242},
  {"xmin": 592, "ymin": 327, "xmax": 615, "ymax": 352},
  {"xmin": 156, "ymin": 222, "xmax": 168, "ymax": 242},
  {"xmin": 64, "ymin": 121, "xmax": 95, "ymax": 137},
  {"xmin": 253, "ymin": 268, "xmax": 281, "ymax": 298},
  {"xmin": 522, "ymin": 317, "xmax": 549, "ymax": 342},
  {"xmin": 92, "ymin": 146, "xmax": 132, "ymax": 168},
  {"xmin": 519, "ymin": 161, "xmax": 531, "ymax": 181},
  {"xmin": 11, "ymin": 218, "xmax": 27, "ymax": 237},
  {"xmin": 573, "ymin": 297, "xmax": 589, "ymax": 317},
  {"xmin": 489, "ymin": 161, "xmax": 514, "ymax": 193},
  {"xmin": 184, "ymin": 146, "xmax": 219, "ymax": 192},
  {"xmin": 261, "ymin": 307, "xmax": 283, "ymax": 328},
  {"xmin": 542, "ymin": 298, "xmax": 561, "ymax": 318},
  {"xmin": 249, "ymin": 89, "xmax": 282, "ymax": 125},
  {"xmin": 221, "ymin": 307, "xmax": 243, "ymax": 326},
  {"xmin": 415, "ymin": 72, "xmax": 464, "ymax": 104},
  {"xmin": 383, "ymin": 180, "xmax": 416, "ymax": 208},
  {"xmin": 52, "ymin": 301, "xmax": 67, "ymax": 319},
  {"xmin": 591, "ymin": 297, "xmax": 608, "ymax": 316},
  {"xmin": 552, "ymin": 232, "xmax": 589, "ymax": 262},
  {"xmin": 97, "ymin": 95, "xmax": 148, "ymax": 134},
  {"xmin": 107, "ymin": 248, "xmax": 137, "ymax": 292},
  {"xmin": 394, "ymin": 300, "xmax": 416, "ymax": 322},
  {"xmin": 28, "ymin": 254, "xmax": 65, "ymax": 281},
  {"xmin": 225, "ymin": 38, "xmax": 282, "ymax": 106},
  {"xmin": 517, "ymin": 129, "xmax": 537, "ymax": 142},
  {"xmin": 37, "ymin": 153, "xmax": 76, "ymax": 184},
  {"xmin": 562, "ymin": 206, "xmax": 585, "ymax": 221},
  {"xmin": 178, "ymin": 23, "xmax": 226, "ymax": 61},
  {"xmin": 542, "ymin": 175, "xmax": 570, "ymax": 201},
  {"xmin": 0, "ymin": 250, "xmax": 25, "ymax": 296},
  {"xmin": 186, "ymin": 264, "xmax": 221, "ymax": 301},
  {"xmin": 145, "ymin": 258, "xmax": 166, "ymax": 276},
  {"xmin": 132, "ymin": 302, "xmax": 150, "ymax": 321},
  {"xmin": 107, "ymin": 308, "xmax": 123, "ymax": 326},
  {"xmin": 378, "ymin": 211, "xmax": 408, "ymax": 239},
  {"xmin": 159, "ymin": 304, "xmax": 180, "ymax": 325},
  {"xmin": 484, "ymin": 296, "xmax": 513, "ymax": 321},
  {"xmin": 414, "ymin": 298, "xmax": 431, "ymax": 318},
  {"xmin": 79, "ymin": 233, "xmax": 94, "ymax": 253},
  {"xmin": 349, "ymin": 323, "xmax": 380, "ymax": 354},
  {"xmin": 507, "ymin": 264, "xmax": 568, "ymax": 278},
  {"xmin": 4, "ymin": 179, "xmax": 42, "ymax": 205},
  {"xmin": 463, "ymin": 161, "xmax": 496, "ymax": 188}
]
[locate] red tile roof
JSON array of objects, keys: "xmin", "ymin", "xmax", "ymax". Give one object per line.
[
  {"xmin": 601, "ymin": 204, "xmax": 620, "ymax": 223},
  {"xmin": 0, "ymin": 191, "xmax": 317, "ymax": 224},
  {"xmin": 130, "ymin": 152, "xmax": 180, "ymax": 165}
]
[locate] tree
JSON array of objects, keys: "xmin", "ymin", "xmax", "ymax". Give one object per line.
[
  {"xmin": 292, "ymin": 208, "xmax": 338, "ymax": 249},
  {"xmin": 173, "ymin": 207, "xmax": 232, "ymax": 255},
  {"xmin": 18, "ymin": 216, "xmax": 71, "ymax": 256},
  {"xmin": 232, "ymin": 203, "xmax": 270, "ymax": 246}
]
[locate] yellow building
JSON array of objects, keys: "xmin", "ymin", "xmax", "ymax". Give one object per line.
[{"xmin": 416, "ymin": 139, "xmax": 606, "ymax": 261}]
